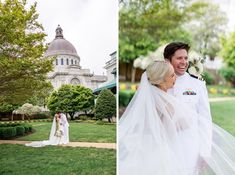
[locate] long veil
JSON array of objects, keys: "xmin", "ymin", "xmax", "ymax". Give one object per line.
[
  {"xmin": 119, "ymin": 72, "xmax": 235, "ymax": 175},
  {"xmin": 25, "ymin": 116, "xmax": 65, "ymax": 147}
]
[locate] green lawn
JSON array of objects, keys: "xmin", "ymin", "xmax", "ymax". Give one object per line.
[
  {"xmin": 15, "ymin": 122, "xmax": 116, "ymax": 143},
  {"xmin": 0, "ymin": 144, "xmax": 115, "ymax": 175},
  {"xmin": 210, "ymin": 100, "xmax": 235, "ymax": 135}
]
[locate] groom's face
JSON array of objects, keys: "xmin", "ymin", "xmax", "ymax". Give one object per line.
[{"xmin": 170, "ymin": 49, "xmax": 188, "ymax": 76}]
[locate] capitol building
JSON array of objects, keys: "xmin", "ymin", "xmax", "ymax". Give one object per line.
[{"xmin": 44, "ymin": 25, "xmax": 107, "ymax": 90}]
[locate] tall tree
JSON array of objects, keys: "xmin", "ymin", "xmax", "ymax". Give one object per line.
[
  {"xmin": 119, "ymin": 0, "xmax": 193, "ymax": 64},
  {"xmin": 220, "ymin": 30, "xmax": 235, "ymax": 87},
  {"xmin": 186, "ymin": 2, "xmax": 228, "ymax": 59},
  {"xmin": 119, "ymin": 0, "xmax": 211, "ymax": 81},
  {"xmin": 47, "ymin": 84, "xmax": 95, "ymax": 120},
  {"xmin": 222, "ymin": 31, "xmax": 235, "ymax": 68},
  {"xmin": 0, "ymin": 0, "xmax": 53, "ymax": 104},
  {"xmin": 95, "ymin": 89, "xmax": 116, "ymax": 123}
]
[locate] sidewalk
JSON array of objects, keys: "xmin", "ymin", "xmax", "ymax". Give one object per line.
[
  {"xmin": 209, "ymin": 97, "xmax": 235, "ymax": 102},
  {"xmin": 0, "ymin": 140, "xmax": 116, "ymax": 149}
]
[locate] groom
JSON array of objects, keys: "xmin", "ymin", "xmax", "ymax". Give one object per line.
[{"xmin": 163, "ymin": 42, "xmax": 212, "ymax": 173}]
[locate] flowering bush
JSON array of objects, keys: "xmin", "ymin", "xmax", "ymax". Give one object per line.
[{"xmin": 209, "ymin": 88, "xmax": 217, "ymax": 94}]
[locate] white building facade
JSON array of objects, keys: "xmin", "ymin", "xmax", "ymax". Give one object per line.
[
  {"xmin": 44, "ymin": 25, "xmax": 106, "ymax": 90},
  {"xmin": 103, "ymin": 51, "xmax": 116, "ymax": 82}
]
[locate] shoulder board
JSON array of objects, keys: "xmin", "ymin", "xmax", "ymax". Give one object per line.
[{"xmin": 189, "ymin": 74, "xmax": 204, "ymax": 81}]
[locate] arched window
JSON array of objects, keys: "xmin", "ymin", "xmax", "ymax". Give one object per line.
[
  {"xmin": 71, "ymin": 59, "xmax": 73, "ymax": 65},
  {"xmin": 61, "ymin": 58, "xmax": 64, "ymax": 65},
  {"xmin": 56, "ymin": 59, "xmax": 58, "ymax": 65},
  {"xmin": 66, "ymin": 58, "xmax": 69, "ymax": 65},
  {"xmin": 75, "ymin": 60, "xmax": 77, "ymax": 65},
  {"xmin": 70, "ymin": 78, "xmax": 80, "ymax": 85}
]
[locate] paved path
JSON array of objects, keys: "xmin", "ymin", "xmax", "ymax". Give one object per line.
[
  {"xmin": 0, "ymin": 140, "xmax": 116, "ymax": 149},
  {"xmin": 209, "ymin": 97, "xmax": 235, "ymax": 102}
]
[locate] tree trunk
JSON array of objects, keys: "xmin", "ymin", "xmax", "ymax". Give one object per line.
[
  {"xmin": 131, "ymin": 66, "xmax": 136, "ymax": 83},
  {"xmin": 125, "ymin": 63, "xmax": 128, "ymax": 81},
  {"xmin": 108, "ymin": 117, "xmax": 112, "ymax": 123},
  {"xmin": 11, "ymin": 113, "xmax": 13, "ymax": 121},
  {"xmin": 69, "ymin": 112, "xmax": 75, "ymax": 120}
]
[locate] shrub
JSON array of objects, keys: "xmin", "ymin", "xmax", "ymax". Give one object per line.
[
  {"xmin": 33, "ymin": 112, "xmax": 50, "ymax": 119},
  {"xmin": 15, "ymin": 126, "xmax": 25, "ymax": 136},
  {"xmin": 23, "ymin": 125, "xmax": 30, "ymax": 133},
  {"xmin": 219, "ymin": 67, "xmax": 235, "ymax": 87},
  {"xmin": 28, "ymin": 125, "xmax": 32, "ymax": 132},
  {"xmin": 95, "ymin": 89, "xmax": 116, "ymax": 122},
  {"xmin": 119, "ymin": 90, "xmax": 135, "ymax": 107},
  {"xmin": 0, "ymin": 128, "xmax": 3, "ymax": 138},
  {"xmin": 79, "ymin": 115, "xmax": 88, "ymax": 120},
  {"xmin": 202, "ymin": 72, "xmax": 214, "ymax": 85},
  {"xmin": 1, "ymin": 127, "xmax": 16, "ymax": 139},
  {"xmin": 0, "ymin": 123, "xmax": 20, "ymax": 127}
]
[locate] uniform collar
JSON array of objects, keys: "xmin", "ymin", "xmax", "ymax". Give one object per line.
[{"xmin": 176, "ymin": 72, "xmax": 189, "ymax": 81}]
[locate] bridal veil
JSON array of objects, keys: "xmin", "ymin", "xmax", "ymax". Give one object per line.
[{"xmin": 119, "ymin": 72, "xmax": 235, "ymax": 175}]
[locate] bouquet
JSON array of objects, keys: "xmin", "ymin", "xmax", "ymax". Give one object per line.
[{"xmin": 187, "ymin": 51, "xmax": 205, "ymax": 79}]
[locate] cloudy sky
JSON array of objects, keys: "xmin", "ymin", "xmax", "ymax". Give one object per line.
[
  {"xmin": 27, "ymin": 0, "xmax": 118, "ymax": 75},
  {"xmin": 210, "ymin": 0, "xmax": 235, "ymax": 32}
]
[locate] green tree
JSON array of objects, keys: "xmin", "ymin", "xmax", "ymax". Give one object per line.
[
  {"xmin": 222, "ymin": 31, "xmax": 235, "ymax": 68},
  {"xmin": 95, "ymin": 89, "xmax": 116, "ymax": 123},
  {"xmin": 47, "ymin": 84, "xmax": 95, "ymax": 120},
  {"xmin": 119, "ymin": 0, "xmax": 212, "ymax": 81},
  {"xmin": 119, "ymin": 0, "xmax": 190, "ymax": 64},
  {"xmin": 220, "ymin": 30, "xmax": 235, "ymax": 87},
  {"xmin": 0, "ymin": 0, "xmax": 53, "ymax": 104},
  {"xmin": 13, "ymin": 103, "xmax": 41, "ymax": 120},
  {"xmin": 186, "ymin": 2, "xmax": 227, "ymax": 59}
]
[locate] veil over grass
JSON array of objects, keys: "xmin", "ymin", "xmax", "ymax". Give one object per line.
[{"xmin": 25, "ymin": 113, "xmax": 69, "ymax": 147}]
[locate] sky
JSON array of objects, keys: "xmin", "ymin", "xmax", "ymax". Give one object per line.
[
  {"xmin": 27, "ymin": 0, "xmax": 118, "ymax": 75},
  {"xmin": 196, "ymin": 0, "xmax": 235, "ymax": 32}
]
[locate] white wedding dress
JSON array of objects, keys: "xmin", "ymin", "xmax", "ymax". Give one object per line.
[
  {"xmin": 119, "ymin": 72, "xmax": 235, "ymax": 175},
  {"xmin": 25, "ymin": 113, "xmax": 69, "ymax": 147}
]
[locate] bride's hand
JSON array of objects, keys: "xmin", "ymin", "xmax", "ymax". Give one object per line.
[
  {"xmin": 197, "ymin": 156, "xmax": 208, "ymax": 171},
  {"xmin": 175, "ymin": 118, "xmax": 188, "ymax": 131}
]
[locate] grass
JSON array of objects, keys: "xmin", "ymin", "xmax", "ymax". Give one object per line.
[
  {"xmin": 210, "ymin": 100, "xmax": 235, "ymax": 136},
  {"xmin": 15, "ymin": 122, "xmax": 116, "ymax": 143},
  {"xmin": 0, "ymin": 144, "xmax": 115, "ymax": 175}
]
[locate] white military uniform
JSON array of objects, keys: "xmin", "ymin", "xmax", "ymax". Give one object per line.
[{"xmin": 167, "ymin": 72, "xmax": 212, "ymax": 174}]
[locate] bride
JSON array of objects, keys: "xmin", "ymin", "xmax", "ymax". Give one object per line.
[
  {"xmin": 26, "ymin": 112, "xmax": 69, "ymax": 147},
  {"xmin": 119, "ymin": 61, "xmax": 235, "ymax": 175}
]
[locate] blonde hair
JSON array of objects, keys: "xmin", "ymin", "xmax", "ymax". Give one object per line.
[{"xmin": 146, "ymin": 61, "xmax": 172, "ymax": 85}]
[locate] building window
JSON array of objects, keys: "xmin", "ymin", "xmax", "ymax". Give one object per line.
[
  {"xmin": 75, "ymin": 60, "xmax": 77, "ymax": 65},
  {"xmin": 56, "ymin": 59, "xmax": 58, "ymax": 65},
  {"xmin": 67, "ymin": 58, "xmax": 69, "ymax": 65},
  {"xmin": 71, "ymin": 59, "xmax": 73, "ymax": 65},
  {"xmin": 70, "ymin": 78, "xmax": 80, "ymax": 85},
  {"xmin": 61, "ymin": 58, "xmax": 64, "ymax": 65}
]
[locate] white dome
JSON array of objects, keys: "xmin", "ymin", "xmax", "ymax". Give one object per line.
[{"xmin": 44, "ymin": 25, "xmax": 79, "ymax": 58}]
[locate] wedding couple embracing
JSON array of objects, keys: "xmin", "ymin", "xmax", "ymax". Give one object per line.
[
  {"xmin": 26, "ymin": 112, "xmax": 69, "ymax": 147},
  {"xmin": 119, "ymin": 42, "xmax": 235, "ymax": 175}
]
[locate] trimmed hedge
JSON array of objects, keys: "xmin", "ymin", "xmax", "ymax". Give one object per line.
[
  {"xmin": 0, "ymin": 124, "xmax": 32, "ymax": 139},
  {"xmin": 1, "ymin": 127, "xmax": 17, "ymax": 139},
  {"xmin": 15, "ymin": 126, "xmax": 25, "ymax": 136},
  {"xmin": 0, "ymin": 123, "xmax": 21, "ymax": 127}
]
